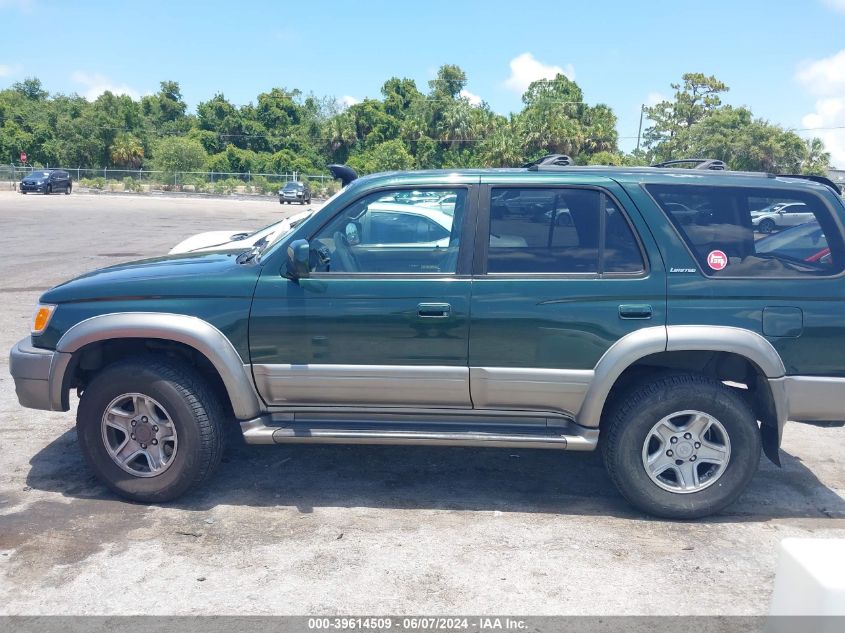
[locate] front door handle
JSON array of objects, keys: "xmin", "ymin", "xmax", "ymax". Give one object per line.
[
  {"xmin": 418, "ymin": 303, "xmax": 451, "ymax": 318},
  {"xmin": 619, "ymin": 304, "xmax": 653, "ymax": 320}
]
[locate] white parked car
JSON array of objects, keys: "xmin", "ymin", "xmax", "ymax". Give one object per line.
[
  {"xmin": 169, "ymin": 210, "xmax": 314, "ymax": 254},
  {"xmin": 751, "ymin": 202, "xmax": 815, "ymax": 233}
]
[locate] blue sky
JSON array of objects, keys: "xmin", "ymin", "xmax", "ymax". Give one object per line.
[{"xmin": 3, "ymin": 0, "xmax": 845, "ymax": 164}]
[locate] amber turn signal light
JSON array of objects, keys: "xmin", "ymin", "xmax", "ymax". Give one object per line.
[{"xmin": 32, "ymin": 304, "xmax": 56, "ymax": 334}]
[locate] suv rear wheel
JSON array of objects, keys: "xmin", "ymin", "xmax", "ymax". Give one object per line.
[
  {"xmin": 602, "ymin": 373, "xmax": 761, "ymax": 519},
  {"xmin": 76, "ymin": 357, "xmax": 225, "ymax": 502}
]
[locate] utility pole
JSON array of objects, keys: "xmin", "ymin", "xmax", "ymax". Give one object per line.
[{"xmin": 636, "ymin": 104, "xmax": 646, "ymax": 154}]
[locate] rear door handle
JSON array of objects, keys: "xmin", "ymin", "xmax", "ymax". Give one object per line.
[
  {"xmin": 418, "ymin": 303, "xmax": 451, "ymax": 318},
  {"xmin": 619, "ymin": 304, "xmax": 653, "ymax": 320}
]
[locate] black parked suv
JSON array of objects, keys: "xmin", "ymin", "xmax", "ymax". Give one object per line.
[
  {"xmin": 19, "ymin": 169, "xmax": 72, "ymax": 195},
  {"xmin": 279, "ymin": 181, "xmax": 311, "ymax": 204}
]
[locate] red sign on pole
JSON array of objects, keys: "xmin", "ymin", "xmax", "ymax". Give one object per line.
[{"xmin": 20, "ymin": 152, "xmax": 26, "ymax": 163}]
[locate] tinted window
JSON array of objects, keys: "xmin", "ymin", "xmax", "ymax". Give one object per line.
[
  {"xmin": 486, "ymin": 188, "xmax": 644, "ymax": 274},
  {"xmin": 311, "ymin": 188, "xmax": 466, "ymax": 274},
  {"xmin": 648, "ymin": 185, "xmax": 844, "ymax": 277}
]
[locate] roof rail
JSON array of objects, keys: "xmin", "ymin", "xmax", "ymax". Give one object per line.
[
  {"xmin": 524, "ymin": 154, "xmax": 573, "ymax": 169},
  {"xmin": 777, "ymin": 173, "xmax": 842, "ymax": 195},
  {"xmin": 651, "ymin": 158, "xmax": 726, "ymax": 171}
]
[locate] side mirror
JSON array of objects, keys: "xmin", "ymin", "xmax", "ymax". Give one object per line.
[{"xmin": 287, "ymin": 239, "xmax": 311, "ymax": 279}]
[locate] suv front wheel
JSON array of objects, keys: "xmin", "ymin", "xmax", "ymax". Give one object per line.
[
  {"xmin": 76, "ymin": 357, "xmax": 225, "ymax": 502},
  {"xmin": 602, "ymin": 373, "xmax": 761, "ymax": 519}
]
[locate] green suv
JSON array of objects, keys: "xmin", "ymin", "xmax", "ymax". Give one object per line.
[{"xmin": 9, "ymin": 161, "xmax": 845, "ymax": 518}]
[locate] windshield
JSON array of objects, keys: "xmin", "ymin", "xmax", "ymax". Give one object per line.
[
  {"xmin": 283, "ymin": 182, "xmax": 302, "ymax": 191},
  {"xmin": 26, "ymin": 172, "xmax": 51, "ymax": 179},
  {"xmin": 259, "ymin": 188, "xmax": 345, "ymax": 257}
]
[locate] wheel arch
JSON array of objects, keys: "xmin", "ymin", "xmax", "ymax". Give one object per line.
[
  {"xmin": 49, "ymin": 313, "xmax": 261, "ymax": 420},
  {"xmin": 577, "ymin": 326, "xmax": 787, "ymax": 453}
]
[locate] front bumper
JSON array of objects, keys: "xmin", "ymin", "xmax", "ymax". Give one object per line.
[
  {"xmin": 9, "ymin": 337, "xmax": 65, "ymax": 411},
  {"xmin": 19, "ymin": 183, "xmax": 46, "ymax": 193}
]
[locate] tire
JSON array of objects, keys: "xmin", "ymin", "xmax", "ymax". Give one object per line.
[
  {"xmin": 20, "ymin": 191, "xmax": 26, "ymax": 195},
  {"xmin": 602, "ymin": 373, "xmax": 761, "ymax": 519},
  {"xmin": 76, "ymin": 356, "xmax": 225, "ymax": 503},
  {"xmin": 65, "ymin": 183, "xmax": 72, "ymax": 195},
  {"xmin": 758, "ymin": 218, "xmax": 776, "ymax": 234}
]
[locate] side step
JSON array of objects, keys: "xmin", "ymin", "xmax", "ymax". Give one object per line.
[{"xmin": 240, "ymin": 418, "xmax": 598, "ymax": 451}]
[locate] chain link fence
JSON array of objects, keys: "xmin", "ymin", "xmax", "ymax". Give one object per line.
[{"xmin": 0, "ymin": 165, "xmax": 338, "ymax": 197}]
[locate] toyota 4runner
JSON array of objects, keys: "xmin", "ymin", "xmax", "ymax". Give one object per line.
[{"xmin": 10, "ymin": 160, "xmax": 845, "ymax": 518}]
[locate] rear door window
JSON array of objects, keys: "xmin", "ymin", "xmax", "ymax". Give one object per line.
[
  {"xmin": 484, "ymin": 187, "xmax": 645, "ymax": 274},
  {"xmin": 647, "ymin": 184, "xmax": 845, "ymax": 277}
]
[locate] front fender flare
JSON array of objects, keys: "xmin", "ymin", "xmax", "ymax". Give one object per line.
[{"xmin": 50, "ymin": 312, "xmax": 261, "ymax": 420}]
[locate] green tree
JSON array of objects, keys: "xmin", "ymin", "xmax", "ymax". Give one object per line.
[
  {"xmin": 644, "ymin": 73, "xmax": 729, "ymax": 160},
  {"xmin": 150, "ymin": 136, "xmax": 207, "ymax": 177},
  {"xmin": 428, "ymin": 64, "xmax": 467, "ymax": 100},
  {"xmin": 347, "ymin": 139, "xmax": 414, "ymax": 174},
  {"xmin": 675, "ymin": 106, "xmax": 830, "ymax": 173},
  {"xmin": 516, "ymin": 73, "xmax": 617, "ymax": 160},
  {"xmin": 13, "ymin": 77, "xmax": 48, "ymax": 101}
]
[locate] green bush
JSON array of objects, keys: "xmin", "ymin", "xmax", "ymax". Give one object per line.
[
  {"xmin": 212, "ymin": 177, "xmax": 242, "ymax": 195},
  {"xmin": 121, "ymin": 177, "xmax": 143, "ymax": 192},
  {"xmin": 79, "ymin": 177, "xmax": 105, "ymax": 190},
  {"xmin": 251, "ymin": 175, "xmax": 275, "ymax": 195}
]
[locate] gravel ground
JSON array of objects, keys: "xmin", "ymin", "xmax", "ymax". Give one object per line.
[{"xmin": 0, "ymin": 190, "xmax": 842, "ymax": 616}]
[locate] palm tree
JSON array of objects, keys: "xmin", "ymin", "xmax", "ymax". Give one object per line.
[{"xmin": 110, "ymin": 134, "xmax": 144, "ymax": 169}]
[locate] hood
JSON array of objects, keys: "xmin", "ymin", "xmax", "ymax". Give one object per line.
[
  {"xmin": 40, "ymin": 251, "xmax": 260, "ymax": 304},
  {"xmin": 169, "ymin": 230, "xmax": 252, "ymax": 254}
]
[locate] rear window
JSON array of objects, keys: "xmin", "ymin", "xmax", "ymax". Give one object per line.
[{"xmin": 647, "ymin": 185, "xmax": 845, "ymax": 277}]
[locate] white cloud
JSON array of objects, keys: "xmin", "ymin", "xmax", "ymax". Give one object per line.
[
  {"xmin": 71, "ymin": 71, "xmax": 140, "ymax": 101},
  {"xmin": 822, "ymin": 0, "xmax": 845, "ymax": 13},
  {"xmin": 0, "ymin": 0, "xmax": 34, "ymax": 12},
  {"xmin": 644, "ymin": 91, "xmax": 666, "ymax": 107},
  {"xmin": 801, "ymin": 97, "xmax": 845, "ymax": 168},
  {"xmin": 796, "ymin": 50, "xmax": 845, "ymax": 96},
  {"xmin": 503, "ymin": 52, "xmax": 574, "ymax": 95},
  {"xmin": 459, "ymin": 89, "xmax": 482, "ymax": 106},
  {"xmin": 795, "ymin": 50, "xmax": 845, "ymax": 167},
  {"xmin": 339, "ymin": 95, "xmax": 360, "ymax": 108},
  {"xmin": 0, "ymin": 63, "xmax": 21, "ymax": 77}
]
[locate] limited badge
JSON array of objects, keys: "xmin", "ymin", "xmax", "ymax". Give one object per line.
[{"xmin": 707, "ymin": 250, "xmax": 728, "ymax": 271}]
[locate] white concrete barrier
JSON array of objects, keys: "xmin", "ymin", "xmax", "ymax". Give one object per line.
[{"xmin": 770, "ymin": 538, "xmax": 845, "ymax": 622}]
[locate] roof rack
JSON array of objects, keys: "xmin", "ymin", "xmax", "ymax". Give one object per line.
[
  {"xmin": 776, "ymin": 173, "xmax": 841, "ymax": 195},
  {"xmin": 651, "ymin": 158, "xmax": 726, "ymax": 171},
  {"xmin": 525, "ymin": 154, "xmax": 573, "ymax": 169}
]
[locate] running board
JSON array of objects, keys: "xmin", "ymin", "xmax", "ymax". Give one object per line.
[{"xmin": 240, "ymin": 418, "xmax": 598, "ymax": 451}]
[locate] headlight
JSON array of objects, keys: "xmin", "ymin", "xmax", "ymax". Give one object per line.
[{"xmin": 31, "ymin": 304, "xmax": 56, "ymax": 335}]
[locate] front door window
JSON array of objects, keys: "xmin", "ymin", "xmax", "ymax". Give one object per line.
[{"xmin": 310, "ymin": 189, "xmax": 467, "ymax": 274}]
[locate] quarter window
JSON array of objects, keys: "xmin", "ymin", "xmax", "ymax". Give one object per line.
[
  {"xmin": 486, "ymin": 188, "xmax": 644, "ymax": 274},
  {"xmin": 310, "ymin": 188, "xmax": 466, "ymax": 274},
  {"xmin": 648, "ymin": 185, "xmax": 844, "ymax": 277}
]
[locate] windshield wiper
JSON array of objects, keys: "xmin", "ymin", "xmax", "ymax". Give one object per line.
[{"xmin": 236, "ymin": 236, "xmax": 270, "ymax": 264}]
